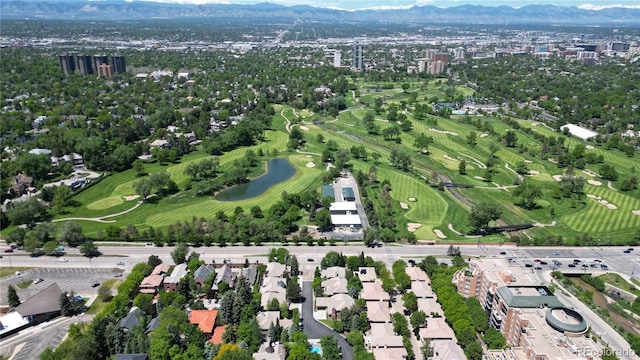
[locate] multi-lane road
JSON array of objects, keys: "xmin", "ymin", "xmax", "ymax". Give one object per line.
[{"xmin": 3, "ymin": 242, "xmax": 640, "ymax": 359}]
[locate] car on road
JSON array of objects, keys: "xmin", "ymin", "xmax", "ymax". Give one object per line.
[
  {"xmin": 34, "ymin": 278, "xmax": 44, "ymax": 284},
  {"xmin": 552, "ymin": 251, "xmax": 560, "ymax": 255},
  {"xmin": 4, "ymin": 248, "xmax": 13, "ymax": 253},
  {"xmin": 568, "ymin": 264, "xmax": 576, "ymax": 268},
  {"xmin": 534, "ymin": 266, "xmax": 543, "ymax": 270},
  {"xmin": 525, "ymin": 263, "xmax": 533, "ymax": 268},
  {"xmin": 573, "ymin": 259, "xmax": 581, "ymax": 263},
  {"xmin": 540, "ymin": 261, "xmax": 548, "ymax": 265},
  {"xmin": 113, "ymin": 273, "xmax": 123, "ymax": 277},
  {"xmin": 499, "ymin": 251, "xmax": 507, "ymax": 255},
  {"xmin": 307, "ymin": 258, "xmax": 314, "ymax": 262},
  {"xmin": 624, "ymin": 249, "xmax": 632, "ymax": 253},
  {"xmin": 117, "ymin": 261, "xmax": 125, "ymax": 265},
  {"xmin": 59, "ymin": 258, "xmax": 68, "ymax": 262},
  {"xmin": 629, "ymin": 248, "xmax": 635, "ymax": 251},
  {"xmin": 91, "ymin": 283, "xmax": 100, "ymax": 288}
]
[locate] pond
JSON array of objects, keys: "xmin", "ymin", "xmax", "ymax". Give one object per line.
[{"xmin": 215, "ymin": 158, "xmax": 296, "ymax": 201}]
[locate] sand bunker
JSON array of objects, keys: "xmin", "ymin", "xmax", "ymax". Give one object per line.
[
  {"xmin": 524, "ymin": 160, "xmax": 533, "ymax": 163},
  {"xmin": 586, "ymin": 145, "xmax": 595, "ymax": 150},
  {"xmin": 442, "ymin": 154, "xmax": 458, "ymax": 161},
  {"xmin": 433, "ymin": 229, "xmax": 447, "ymax": 239},
  {"xmin": 479, "ymin": 133, "xmax": 488, "ymax": 138},
  {"xmin": 474, "ymin": 176, "xmax": 487, "ymax": 181},
  {"xmin": 408, "ymin": 197, "xmax": 416, "ymax": 202},
  {"xmin": 587, "ymin": 179, "xmax": 602, "ymax": 186},
  {"xmin": 400, "ymin": 202, "xmax": 409, "ymax": 209},
  {"xmin": 528, "ymin": 170, "xmax": 540, "ymax": 175},
  {"xmin": 306, "ymin": 162, "xmax": 316, "ymax": 168},
  {"xmin": 632, "ymin": 210, "xmax": 640, "ymax": 216},
  {"xmin": 552, "ymin": 175, "xmax": 563, "ymax": 181},
  {"xmin": 123, "ymin": 195, "xmax": 140, "ymax": 201},
  {"xmin": 587, "ymin": 194, "xmax": 618, "ymax": 209},
  {"xmin": 599, "ymin": 200, "xmax": 618, "ymax": 210},
  {"xmin": 429, "ymin": 128, "xmax": 459, "ymax": 136},
  {"xmin": 407, "ymin": 223, "xmax": 422, "ymax": 232},
  {"xmin": 299, "ymin": 126, "xmax": 310, "ymax": 131}
]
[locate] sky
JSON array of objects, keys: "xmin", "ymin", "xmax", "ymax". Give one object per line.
[{"xmin": 123, "ymin": 0, "xmax": 640, "ymax": 11}]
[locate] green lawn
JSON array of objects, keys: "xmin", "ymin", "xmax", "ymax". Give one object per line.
[
  {"xmin": 0, "ymin": 267, "xmax": 31, "ymax": 278},
  {"xmin": 36, "ymin": 83, "xmax": 640, "ymax": 244}
]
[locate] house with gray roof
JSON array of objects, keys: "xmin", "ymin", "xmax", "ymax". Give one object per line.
[
  {"xmin": 194, "ymin": 264, "xmax": 215, "ymax": 287},
  {"xmin": 212, "ymin": 264, "xmax": 237, "ymax": 291},
  {"xmin": 242, "ymin": 264, "xmax": 259, "ymax": 286},
  {"xmin": 13, "ymin": 282, "xmax": 62, "ymax": 326},
  {"xmin": 120, "ymin": 307, "xmax": 144, "ymax": 332}
]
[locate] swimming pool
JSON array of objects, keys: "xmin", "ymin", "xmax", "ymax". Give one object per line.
[{"xmin": 310, "ymin": 345, "xmax": 322, "ymax": 355}]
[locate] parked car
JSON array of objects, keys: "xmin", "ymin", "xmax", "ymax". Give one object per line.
[
  {"xmin": 113, "ymin": 273, "xmax": 123, "ymax": 277},
  {"xmin": 525, "ymin": 263, "xmax": 533, "ymax": 268},
  {"xmin": 34, "ymin": 278, "xmax": 44, "ymax": 284},
  {"xmin": 540, "ymin": 261, "xmax": 548, "ymax": 265},
  {"xmin": 499, "ymin": 251, "xmax": 507, "ymax": 255},
  {"xmin": 91, "ymin": 283, "xmax": 100, "ymax": 288},
  {"xmin": 4, "ymin": 249, "xmax": 13, "ymax": 253},
  {"xmin": 59, "ymin": 258, "xmax": 68, "ymax": 262},
  {"xmin": 534, "ymin": 266, "xmax": 543, "ymax": 270},
  {"xmin": 117, "ymin": 261, "xmax": 125, "ymax": 265}
]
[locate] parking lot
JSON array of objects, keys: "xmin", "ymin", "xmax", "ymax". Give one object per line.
[{"xmin": 0, "ymin": 267, "xmax": 122, "ymax": 304}]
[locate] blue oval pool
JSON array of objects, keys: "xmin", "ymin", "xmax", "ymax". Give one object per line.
[{"xmin": 310, "ymin": 345, "xmax": 322, "ymax": 355}]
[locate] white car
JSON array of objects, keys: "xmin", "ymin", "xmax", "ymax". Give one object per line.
[
  {"xmin": 59, "ymin": 258, "xmax": 68, "ymax": 262},
  {"xmin": 34, "ymin": 278, "xmax": 44, "ymax": 284}
]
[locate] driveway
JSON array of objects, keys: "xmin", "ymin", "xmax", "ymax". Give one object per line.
[{"xmin": 301, "ymin": 281, "xmax": 354, "ymax": 360}]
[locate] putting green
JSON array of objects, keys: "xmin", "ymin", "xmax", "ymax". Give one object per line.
[{"xmin": 87, "ymin": 196, "xmax": 124, "ymax": 210}]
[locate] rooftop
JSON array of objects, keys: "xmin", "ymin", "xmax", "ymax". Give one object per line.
[
  {"xmin": 320, "ymin": 266, "xmax": 346, "ymax": 279},
  {"xmin": 467, "ymin": 258, "xmax": 537, "ymax": 287},
  {"xmin": 366, "ymin": 301, "xmax": 391, "ymax": 323},
  {"xmin": 330, "ymin": 214, "xmax": 361, "ymax": 225},
  {"xmin": 315, "ymin": 294, "xmax": 355, "ymax": 312},
  {"xmin": 164, "ymin": 263, "xmax": 189, "ymax": 284},
  {"xmin": 367, "ymin": 323, "xmax": 404, "ymax": 348},
  {"xmin": 560, "ymin": 123, "xmax": 598, "ymax": 140},
  {"xmin": 357, "ymin": 267, "xmax": 377, "ymax": 282},
  {"xmin": 411, "ymin": 281, "xmax": 434, "ymax": 298},
  {"xmin": 518, "ymin": 308, "xmax": 600, "ymax": 359},
  {"xmin": 322, "ymin": 277, "xmax": 348, "ymax": 296},
  {"xmin": 14, "ymin": 282, "xmax": 62, "ymax": 317},
  {"xmin": 329, "ymin": 202, "xmax": 357, "ymax": 212},
  {"xmin": 361, "ymin": 282, "xmax": 390, "ymax": 302},
  {"xmin": 419, "ymin": 317, "xmax": 456, "ymax": 340},
  {"xmin": 406, "ymin": 267, "xmax": 429, "ymax": 282},
  {"xmin": 152, "ymin": 263, "xmax": 170, "ymax": 275},
  {"xmin": 189, "ymin": 309, "xmax": 218, "ymax": 334},
  {"xmin": 497, "ymin": 286, "xmax": 564, "ymax": 308}
]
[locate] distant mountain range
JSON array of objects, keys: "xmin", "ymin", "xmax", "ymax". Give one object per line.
[{"xmin": 2, "ymin": 1, "xmax": 640, "ymax": 26}]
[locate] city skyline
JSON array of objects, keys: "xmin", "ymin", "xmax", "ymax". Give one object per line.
[{"xmin": 111, "ymin": 0, "xmax": 640, "ymax": 11}]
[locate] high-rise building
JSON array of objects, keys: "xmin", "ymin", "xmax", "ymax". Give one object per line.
[
  {"xmin": 417, "ymin": 58, "xmax": 429, "ymax": 73},
  {"xmin": 59, "ymin": 54, "xmax": 75, "ymax": 75},
  {"xmin": 434, "ymin": 52, "xmax": 450, "ymax": 65},
  {"xmin": 352, "ymin": 42, "xmax": 364, "ymax": 71},
  {"xmin": 92, "ymin": 55, "xmax": 109, "ymax": 74},
  {"xmin": 76, "ymin": 54, "xmax": 93, "ymax": 76},
  {"xmin": 333, "ymin": 51, "xmax": 341, "ymax": 68},
  {"xmin": 429, "ymin": 60, "xmax": 445, "ymax": 74},
  {"xmin": 111, "ymin": 55, "xmax": 126, "ymax": 74},
  {"xmin": 97, "ymin": 63, "xmax": 114, "ymax": 79},
  {"xmin": 425, "ymin": 49, "xmax": 437, "ymax": 60}
]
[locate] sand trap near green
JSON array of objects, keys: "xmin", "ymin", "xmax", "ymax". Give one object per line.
[{"xmin": 87, "ymin": 196, "xmax": 124, "ymax": 210}]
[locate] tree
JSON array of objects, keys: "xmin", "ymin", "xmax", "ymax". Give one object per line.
[
  {"xmin": 600, "ymin": 164, "xmax": 619, "ymax": 181},
  {"xmin": 59, "ymin": 221, "xmax": 86, "ymax": 247},
  {"xmin": 414, "ymin": 133, "xmax": 433, "ymax": 154},
  {"xmin": 8, "ymin": 286, "xmax": 20, "ymax": 307},
  {"xmin": 7, "ymin": 197, "xmax": 48, "ymax": 228},
  {"xmin": 132, "ymin": 159, "xmax": 146, "ymax": 176},
  {"xmin": 410, "ymin": 310, "xmax": 427, "ymax": 329},
  {"xmin": 171, "ymin": 242, "xmax": 189, "ymax": 264},
  {"xmin": 289, "ymin": 255, "xmax": 299, "ymax": 276},
  {"xmin": 466, "ymin": 131, "xmax": 477, "ymax": 146},
  {"xmin": 504, "ymin": 131, "xmax": 517, "ymax": 147},
  {"xmin": 320, "ymin": 335, "xmax": 342, "ymax": 360},
  {"xmin": 59, "ymin": 292, "xmax": 74, "ymax": 316},
  {"xmin": 314, "ymin": 208, "xmax": 332, "ymax": 230},
  {"xmin": 286, "ymin": 277, "xmax": 302, "ymax": 302},
  {"xmin": 484, "ymin": 327, "xmax": 506, "ymax": 349},
  {"xmin": 420, "ymin": 339, "xmax": 434, "ymax": 359},
  {"xmin": 512, "ymin": 180, "xmax": 542, "ymax": 209},
  {"xmin": 468, "ymin": 202, "xmax": 502, "ymax": 232},
  {"xmin": 514, "ymin": 161, "xmax": 529, "ymax": 175},
  {"xmin": 465, "ymin": 341, "xmax": 483, "ymax": 360},
  {"xmin": 148, "ymin": 255, "xmax": 162, "ymax": 267},
  {"xmin": 402, "ymin": 291, "xmax": 418, "ymax": 313},
  {"xmin": 401, "ymin": 83, "xmax": 410, "ymax": 93},
  {"xmin": 458, "ymin": 159, "xmax": 467, "ymax": 174},
  {"xmin": 133, "ymin": 178, "xmax": 153, "ymax": 199},
  {"xmin": 80, "ymin": 241, "xmax": 100, "ymax": 257}
]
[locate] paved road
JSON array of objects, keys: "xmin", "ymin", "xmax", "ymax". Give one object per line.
[{"xmin": 301, "ymin": 281, "xmax": 353, "ymax": 360}]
